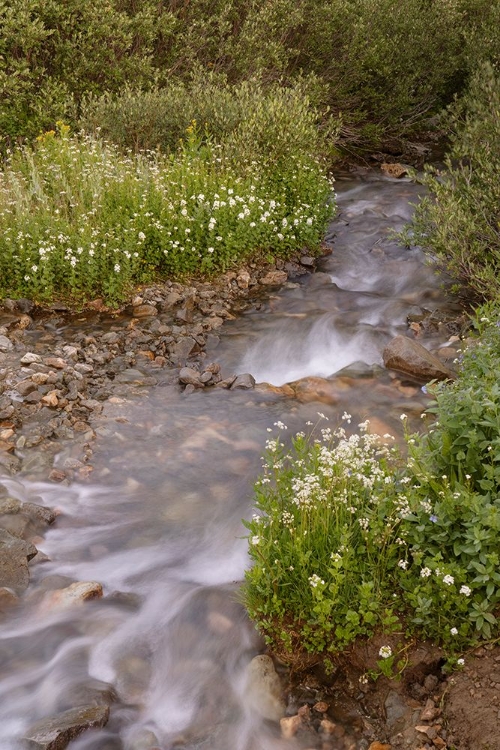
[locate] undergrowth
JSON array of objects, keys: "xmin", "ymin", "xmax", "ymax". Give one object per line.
[{"xmin": 244, "ymin": 309, "xmax": 500, "ymax": 671}]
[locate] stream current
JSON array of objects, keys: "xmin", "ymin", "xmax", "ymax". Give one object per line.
[{"xmin": 0, "ymin": 171, "xmax": 458, "ymax": 749}]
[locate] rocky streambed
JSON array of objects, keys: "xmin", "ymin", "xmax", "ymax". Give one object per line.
[{"xmin": 0, "ymin": 169, "xmax": 498, "ymax": 750}]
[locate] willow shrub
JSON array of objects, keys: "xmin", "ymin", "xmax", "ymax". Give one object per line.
[
  {"xmin": 245, "ymin": 316, "xmax": 500, "ymax": 667},
  {"xmin": 0, "ymin": 123, "xmax": 333, "ymax": 306},
  {"xmin": 2, "ymin": 0, "xmax": 498, "ymax": 150},
  {"xmin": 80, "ymin": 77, "xmax": 339, "ymax": 163},
  {"xmin": 409, "ymin": 63, "xmax": 500, "ymax": 301}
]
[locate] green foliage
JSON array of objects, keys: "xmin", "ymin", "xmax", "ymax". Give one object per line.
[
  {"xmin": 0, "ymin": 123, "xmax": 333, "ymax": 305},
  {"xmin": 409, "ymin": 63, "xmax": 500, "ymax": 301},
  {"xmin": 245, "ymin": 316, "xmax": 500, "ymax": 663},
  {"xmin": 244, "ymin": 416, "xmax": 404, "ymax": 657},
  {"xmin": 0, "ymin": 0, "xmax": 162, "ymax": 145},
  {"xmin": 80, "ymin": 76, "xmax": 338, "ymax": 163},
  {"xmin": 1, "ymin": 0, "xmax": 496, "ymax": 150}
]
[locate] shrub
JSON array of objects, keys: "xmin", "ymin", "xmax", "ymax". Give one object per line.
[
  {"xmin": 0, "ymin": 123, "xmax": 333, "ymax": 305},
  {"xmin": 79, "ymin": 76, "xmax": 338, "ymax": 163},
  {"xmin": 408, "ymin": 63, "xmax": 500, "ymax": 301}
]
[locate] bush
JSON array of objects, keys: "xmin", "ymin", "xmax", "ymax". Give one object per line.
[
  {"xmin": 244, "ymin": 314, "xmax": 500, "ymax": 666},
  {"xmin": 0, "ymin": 123, "xmax": 333, "ymax": 305},
  {"xmin": 1, "ymin": 0, "xmax": 495, "ymax": 150},
  {"xmin": 408, "ymin": 63, "xmax": 500, "ymax": 301},
  {"xmin": 80, "ymin": 76, "xmax": 338, "ymax": 163}
]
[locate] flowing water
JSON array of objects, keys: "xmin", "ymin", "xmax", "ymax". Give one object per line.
[{"xmin": 0, "ymin": 171, "xmax": 459, "ymax": 749}]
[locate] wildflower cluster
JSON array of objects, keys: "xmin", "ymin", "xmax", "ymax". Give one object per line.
[
  {"xmin": 245, "ymin": 322, "xmax": 500, "ymax": 664},
  {"xmin": 245, "ymin": 415, "xmax": 404, "ymax": 656},
  {"xmin": 0, "ymin": 122, "xmax": 333, "ymax": 305}
]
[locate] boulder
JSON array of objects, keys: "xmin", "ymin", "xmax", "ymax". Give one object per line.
[
  {"xmin": 383, "ymin": 336, "xmax": 455, "ymax": 382},
  {"xmin": 230, "ymin": 373, "xmax": 256, "ymax": 390},
  {"xmin": 23, "ymin": 705, "xmax": 109, "ymax": 749},
  {"xmin": 0, "ymin": 528, "xmax": 37, "ymax": 594},
  {"xmin": 245, "ymin": 655, "xmax": 285, "ymax": 722},
  {"xmin": 179, "ymin": 367, "xmax": 202, "ymax": 387}
]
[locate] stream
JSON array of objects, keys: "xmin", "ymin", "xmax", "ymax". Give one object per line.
[{"xmin": 0, "ymin": 171, "xmax": 459, "ymax": 750}]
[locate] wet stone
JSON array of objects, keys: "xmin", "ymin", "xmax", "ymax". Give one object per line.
[
  {"xmin": 383, "ymin": 336, "xmax": 455, "ymax": 382},
  {"xmin": 230, "ymin": 373, "xmax": 255, "ymax": 390},
  {"xmin": 0, "ymin": 528, "xmax": 37, "ymax": 593},
  {"xmin": 245, "ymin": 654, "xmax": 285, "ymax": 722},
  {"xmin": 179, "ymin": 367, "xmax": 202, "ymax": 387},
  {"xmin": 0, "ymin": 335, "xmax": 13, "ymax": 352},
  {"xmin": 23, "ymin": 704, "xmax": 110, "ymax": 750}
]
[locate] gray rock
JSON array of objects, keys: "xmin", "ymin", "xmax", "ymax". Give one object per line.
[
  {"xmin": 383, "ymin": 335, "xmax": 455, "ymax": 382},
  {"xmin": 0, "ymin": 335, "xmax": 13, "ymax": 352},
  {"xmin": 23, "ymin": 704, "xmax": 109, "ymax": 749},
  {"xmin": 179, "ymin": 367, "xmax": 202, "ymax": 386},
  {"xmin": 169, "ymin": 336, "xmax": 197, "ymax": 364},
  {"xmin": 0, "ymin": 528, "xmax": 37, "ymax": 594},
  {"xmin": 230, "ymin": 373, "xmax": 256, "ymax": 390},
  {"xmin": 300, "ymin": 255, "xmax": 315, "ymax": 266},
  {"xmin": 20, "ymin": 352, "xmax": 43, "ymax": 365},
  {"xmin": 245, "ymin": 655, "xmax": 285, "ymax": 722}
]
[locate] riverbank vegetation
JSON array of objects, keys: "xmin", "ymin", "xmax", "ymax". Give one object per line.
[
  {"xmin": 244, "ymin": 309, "xmax": 500, "ymax": 669},
  {"xmin": 0, "ymin": 96, "xmax": 332, "ymax": 305}
]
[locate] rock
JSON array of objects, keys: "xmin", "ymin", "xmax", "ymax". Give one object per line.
[
  {"xmin": 237, "ymin": 270, "xmax": 251, "ymax": 289},
  {"xmin": 280, "ymin": 715, "xmax": 302, "ymax": 739},
  {"xmin": 169, "ymin": 337, "xmax": 197, "ymax": 364},
  {"xmin": 290, "ymin": 376, "xmax": 341, "ymax": 404},
  {"xmin": 179, "ymin": 367, "xmax": 202, "ymax": 387},
  {"xmin": 381, "ymin": 162, "xmax": 408, "ymax": 178},
  {"xmin": 22, "ymin": 502, "xmax": 57, "ymax": 526},
  {"xmin": 368, "ymin": 743, "xmax": 392, "ymax": 750},
  {"xmin": 383, "ymin": 336, "xmax": 455, "ymax": 382},
  {"xmin": 230, "ymin": 373, "xmax": 256, "ymax": 390},
  {"xmin": 15, "ymin": 379, "xmax": 38, "ymax": 397},
  {"xmin": 41, "ymin": 390, "xmax": 59, "ymax": 407},
  {"xmin": 300, "ymin": 256, "xmax": 315, "ymax": 267},
  {"xmin": 0, "ymin": 335, "xmax": 13, "ymax": 352},
  {"xmin": 44, "ymin": 357, "xmax": 66, "ymax": 370},
  {"xmin": 313, "ymin": 701, "xmax": 329, "ymax": 713},
  {"xmin": 320, "ymin": 718, "xmax": 337, "ymax": 734},
  {"xmin": 259, "ymin": 270, "xmax": 288, "ymax": 286},
  {"xmin": 0, "ymin": 529, "xmax": 37, "ymax": 593},
  {"xmin": 41, "ymin": 581, "xmax": 103, "ymax": 612},
  {"xmin": 21, "ymin": 352, "xmax": 43, "ymax": 365},
  {"xmin": 115, "ymin": 368, "xmax": 149, "ymax": 385},
  {"xmin": 0, "ymin": 586, "xmax": 19, "ymax": 611},
  {"xmin": 420, "ymin": 698, "xmax": 439, "ymax": 722},
  {"xmin": 23, "ymin": 704, "xmax": 109, "ymax": 749},
  {"xmin": 132, "ymin": 304, "xmax": 157, "ymax": 317},
  {"xmin": 245, "ymin": 654, "xmax": 285, "ymax": 722}
]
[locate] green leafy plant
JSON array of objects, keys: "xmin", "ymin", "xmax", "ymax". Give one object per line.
[
  {"xmin": 408, "ymin": 63, "xmax": 500, "ymax": 301},
  {"xmin": 0, "ymin": 122, "xmax": 333, "ymax": 305},
  {"xmin": 243, "ymin": 415, "xmax": 404, "ymax": 659},
  {"xmin": 244, "ymin": 315, "xmax": 500, "ymax": 665}
]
